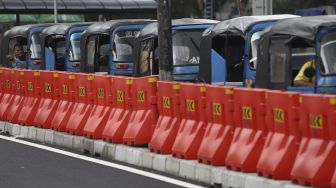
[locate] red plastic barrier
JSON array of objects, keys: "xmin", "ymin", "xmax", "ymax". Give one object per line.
[
  {"xmin": 65, "ymin": 73, "xmax": 94, "ymax": 136},
  {"xmin": 123, "ymin": 76, "xmax": 159, "ymax": 145},
  {"xmin": 225, "ymin": 88, "xmax": 266, "ymax": 172},
  {"xmin": 17, "ymin": 70, "xmax": 41, "ymax": 126},
  {"xmin": 332, "ymin": 169, "xmax": 336, "ymax": 188},
  {"xmin": 171, "ymin": 83, "xmax": 207, "ymax": 160},
  {"xmin": 50, "ymin": 72, "xmax": 76, "ymax": 132},
  {"xmin": 0, "ymin": 68, "xmax": 5, "ymax": 96},
  {"xmin": 83, "ymin": 74, "xmax": 112, "ymax": 139},
  {"xmin": 291, "ymin": 94, "xmax": 336, "ymax": 187},
  {"xmin": 33, "ymin": 71, "xmax": 59, "ymax": 128},
  {"xmin": 7, "ymin": 70, "xmax": 26, "ymax": 123},
  {"xmin": 149, "ymin": 81, "xmax": 181, "ymax": 154},
  {"xmin": 0, "ymin": 69, "xmax": 16, "ymax": 120},
  {"xmin": 197, "ymin": 85, "xmax": 234, "ymax": 166},
  {"xmin": 102, "ymin": 77, "xmax": 133, "ymax": 143},
  {"xmin": 257, "ymin": 90, "xmax": 301, "ymax": 179}
]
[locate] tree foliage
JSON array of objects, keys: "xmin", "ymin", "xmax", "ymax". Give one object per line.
[
  {"xmin": 273, "ymin": 0, "xmax": 328, "ymax": 14},
  {"xmin": 171, "ymin": 0, "xmax": 202, "ymax": 18}
]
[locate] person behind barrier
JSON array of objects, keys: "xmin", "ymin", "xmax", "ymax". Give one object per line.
[
  {"xmin": 6, "ymin": 43, "xmax": 27, "ymax": 69},
  {"xmin": 293, "ymin": 60, "xmax": 315, "ymax": 86}
]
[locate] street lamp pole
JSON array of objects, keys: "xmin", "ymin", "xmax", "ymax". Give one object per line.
[{"xmin": 54, "ymin": 0, "xmax": 58, "ymax": 23}]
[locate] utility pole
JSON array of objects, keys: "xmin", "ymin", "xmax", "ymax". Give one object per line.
[
  {"xmin": 203, "ymin": 0, "xmax": 213, "ymax": 19},
  {"xmin": 54, "ymin": 0, "xmax": 58, "ymax": 23},
  {"xmin": 157, "ymin": 0, "xmax": 173, "ymax": 80},
  {"xmin": 237, "ymin": 0, "xmax": 244, "ymax": 16}
]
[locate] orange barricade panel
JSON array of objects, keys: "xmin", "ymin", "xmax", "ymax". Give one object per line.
[
  {"xmin": 0, "ymin": 68, "xmax": 5, "ymax": 96},
  {"xmin": 171, "ymin": 83, "xmax": 207, "ymax": 160},
  {"xmin": 33, "ymin": 71, "xmax": 60, "ymax": 128},
  {"xmin": 332, "ymin": 169, "xmax": 336, "ymax": 188},
  {"xmin": 197, "ymin": 85, "xmax": 234, "ymax": 166},
  {"xmin": 65, "ymin": 73, "xmax": 93, "ymax": 136},
  {"xmin": 149, "ymin": 81, "xmax": 181, "ymax": 154},
  {"xmin": 291, "ymin": 94, "xmax": 336, "ymax": 188},
  {"xmin": 123, "ymin": 76, "xmax": 159, "ymax": 145},
  {"xmin": 225, "ymin": 88, "xmax": 266, "ymax": 172},
  {"xmin": 102, "ymin": 76, "xmax": 133, "ymax": 143},
  {"xmin": 17, "ymin": 70, "xmax": 41, "ymax": 126},
  {"xmin": 0, "ymin": 69, "xmax": 16, "ymax": 120},
  {"xmin": 257, "ymin": 90, "xmax": 300, "ymax": 179},
  {"xmin": 83, "ymin": 74, "xmax": 112, "ymax": 139},
  {"xmin": 7, "ymin": 69, "xmax": 25, "ymax": 123},
  {"xmin": 50, "ymin": 72, "xmax": 76, "ymax": 132}
]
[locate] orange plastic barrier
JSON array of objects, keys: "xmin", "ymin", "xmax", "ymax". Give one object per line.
[
  {"xmin": 291, "ymin": 94, "xmax": 336, "ymax": 187},
  {"xmin": 17, "ymin": 70, "xmax": 41, "ymax": 126},
  {"xmin": 102, "ymin": 77, "xmax": 133, "ymax": 143},
  {"xmin": 257, "ymin": 90, "xmax": 301, "ymax": 179},
  {"xmin": 197, "ymin": 85, "xmax": 234, "ymax": 166},
  {"xmin": 83, "ymin": 74, "xmax": 112, "ymax": 139},
  {"xmin": 65, "ymin": 73, "xmax": 94, "ymax": 136},
  {"xmin": 0, "ymin": 68, "xmax": 5, "ymax": 96},
  {"xmin": 171, "ymin": 83, "xmax": 207, "ymax": 160},
  {"xmin": 0, "ymin": 69, "xmax": 16, "ymax": 120},
  {"xmin": 332, "ymin": 169, "xmax": 336, "ymax": 188},
  {"xmin": 33, "ymin": 71, "xmax": 59, "ymax": 128},
  {"xmin": 123, "ymin": 76, "xmax": 159, "ymax": 145},
  {"xmin": 7, "ymin": 70, "xmax": 25, "ymax": 123},
  {"xmin": 225, "ymin": 88, "xmax": 266, "ymax": 172},
  {"xmin": 50, "ymin": 72, "xmax": 76, "ymax": 132},
  {"xmin": 149, "ymin": 81, "xmax": 181, "ymax": 154}
]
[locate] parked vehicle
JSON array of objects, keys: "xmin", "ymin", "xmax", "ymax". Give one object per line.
[
  {"xmin": 133, "ymin": 18, "xmax": 218, "ymax": 81},
  {"xmin": 40, "ymin": 23, "xmax": 93, "ymax": 72},
  {"xmin": 198, "ymin": 15, "xmax": 298, "ymax": 86},
  {"xmin": 256, "ymin": 15, "xmax": 336, "ymax": 94},
  {"xmin": 80, "ymin": 19, "xmax": 155, "ymax": 76},
  {"xmin": 1, "ymin": 23, "xmax": 55, "ymax": 69}
]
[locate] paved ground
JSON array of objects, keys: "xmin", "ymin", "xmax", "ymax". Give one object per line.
[{"xmin": 0, "ymin": 137, "xmax": 200, "ymax": 188}]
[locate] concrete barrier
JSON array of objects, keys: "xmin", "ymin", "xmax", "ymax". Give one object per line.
[
  {"xmin": 36, "ymin": 128, "xmax": 46, "ymax": 143},
  {"xmin": 153, "ymin": 155, "xmax": 168, "ymax": 172},
  {"xmin": 19, "ymin": 126, "xmax": 29, "ymax": 138},
  {"xmin": 0, "ymin": 121, "xmax": 5, "ymax": 132},
  {"xmin": 179, "ymin": 160, "xmax": 197, "ymax": 180},
  {"xmin": 140, "ymin": 152, "xmax": 154, "ymax": 169},
  {"xmin": 165, "ymin": 156, "xmax": 180, "ymax": 176}
]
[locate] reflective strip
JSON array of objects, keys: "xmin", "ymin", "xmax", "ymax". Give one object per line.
[
  {"xmin": 87, "ymin": 75, "xmax": 94, "ymax": 81},
  {"xmin": 225, "ymin": 88, "xmax": 233, "ymax": 95},
  {"xmin": 172, "ymin": 84, "xmax": 180, "ymax": 90},
  {"xmin": 34, "ymin": 71, "xmax": 40, "ymax": 76},
  {"xmin": 126, "ymin": 79, "xmax": 133, "ymax": 85},
  {"xmin": 148, "ymin": 77, "xmax": 158, "ymax": 83},
  {"xmin": 200, "ymin": 86, "xmax": 206, "ymax": 93},
  {"xmin": 69, "ymin": 75, "xmax": 75, "ymax": 80},
  {"xmin": 330, "ymin": 98, "xmax": 336, "ymax": 105}
]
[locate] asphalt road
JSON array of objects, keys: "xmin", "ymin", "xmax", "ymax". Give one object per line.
[{"xmin": 0, "ymin": 137, "xmax": 201, "ymax": 188}]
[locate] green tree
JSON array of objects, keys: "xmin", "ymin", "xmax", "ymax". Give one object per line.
[
  {"xmin": 171, "ymin": 0, "xmax": 202, "ymax": 18},
  {"xmin": 273, "ymin": 0, "xmax": 328, "ymax": 14}
]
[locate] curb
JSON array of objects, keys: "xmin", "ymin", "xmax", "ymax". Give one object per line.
[{"xmin": 0, "ymin": 122, "xmax": 309, "ymax": 188}]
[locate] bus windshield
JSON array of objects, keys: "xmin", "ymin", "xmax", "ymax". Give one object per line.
[
  {"xmin": 172, "ymin": 30, "xmax": 203, "ymax": 66},
  {"xmin": 112, "ymin": 30, "xmax": 139, "ymax": 62},
  {"xmin": 30, "ymin": 33, "xmax": 42, "ymax": 59},
  {"xmin": 69, "ymin": 32, "xmax": 82, "ymax": 61}
]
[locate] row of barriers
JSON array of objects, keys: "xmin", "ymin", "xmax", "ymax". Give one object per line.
[{"xmin": 1, "ymin": 68, "xmax": 336, "ymax": 188}]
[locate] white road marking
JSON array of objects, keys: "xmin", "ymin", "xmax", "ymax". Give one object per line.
[{"xmin": 0, "ymin": 135, "xmax": 205, "ymax": 188}]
